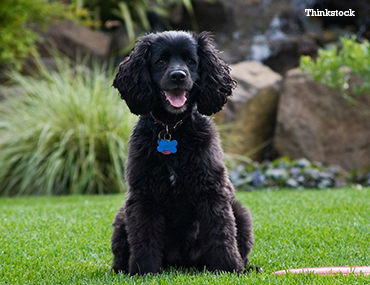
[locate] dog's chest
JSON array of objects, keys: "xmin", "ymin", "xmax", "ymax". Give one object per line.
[
  {"xmin": 165, "ymin": 164, "xmax": 194, "ymax": 188},
  {"xmin": 167, "ymin": 165, "xmax": 177, "ymax": 186},
  {"xmin": 163, "ymin": 191, "xmax": 198, "ymax": 237}
]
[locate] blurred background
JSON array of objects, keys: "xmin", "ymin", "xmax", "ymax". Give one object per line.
[{"xmin": 1, "ymin": 0, "xmax": 370, "ymax": 195}]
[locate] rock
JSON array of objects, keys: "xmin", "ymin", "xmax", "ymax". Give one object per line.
[
  {"xmin": 36, "ymin": 20, "xmax": 112, "ymax": 62},
  {"xmin": 274, "ymin": 68, "xmax": 370, "ymax": 171},
  {"xmin": 0, "ymin": 85, "xmax": 25, "ymax": 101},
  {"xmin": 312, "ymin": 0, "xmax": 369, "ymax": 29},
  {"xmin": 262, "ymin": 36, "xmax": 317, "ymax": 75},
  {"xmin": 220, "ymin": 61, "xmax": 283, "ymax": 160},
  {"xmin": 248, "ymin": 11, "xmax": 317, "ymax": 75},
  {"xmin": 21, "ymin": 57, "xmax": 59, "ymax": 77}
]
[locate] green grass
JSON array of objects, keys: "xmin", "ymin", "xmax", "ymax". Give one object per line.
[{"xmin": 1, "ymin": 188, "xmax": 369, "ymax": 284}]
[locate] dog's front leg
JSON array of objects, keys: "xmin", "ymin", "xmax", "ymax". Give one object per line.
[
  {"xmin": 125, "ymin": 198, "xmax": 165, "ymax": 275},
  {"xmin": 197, "ymin": 199, "xmax": 244, "ymax": 273}
]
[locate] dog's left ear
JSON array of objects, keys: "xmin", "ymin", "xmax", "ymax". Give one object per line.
[{"xmin": 195, "ymin": 32, "xmax": 236, "ymax": 116}]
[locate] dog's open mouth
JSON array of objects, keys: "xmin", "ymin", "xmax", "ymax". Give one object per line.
[{"xmin": 164, "ymin": 89, "xmax": 188, "ymax": 108}]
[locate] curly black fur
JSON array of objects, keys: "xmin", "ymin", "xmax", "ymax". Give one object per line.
[{"xmin": 111, "ymin": 31, "xmax": 254, "ymax": 276}]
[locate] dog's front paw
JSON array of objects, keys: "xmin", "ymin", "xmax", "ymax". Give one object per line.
[
  {"xmin": 112, "ymin": 255, "xmax": 129, "ymax": 275},
  {"xmin": 207, "ymin": 256, "xmax": 243, "ymax": 274},
  {"xmin": 112, "ymin": 266, "xmax": 127, "ymax": 275},
  {"xmin": 129, "ymin": 259, "xmax": 161, "ymax": 276}
]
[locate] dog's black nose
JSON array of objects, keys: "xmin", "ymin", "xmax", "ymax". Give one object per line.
[{"xmin": 170, "ymin": 70, "xmax": 186, "ymax": 82}]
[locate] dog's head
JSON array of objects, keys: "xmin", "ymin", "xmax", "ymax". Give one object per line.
[{"xmin": 113, "ymin": 31, "xmax": 235, "ymax": 116}]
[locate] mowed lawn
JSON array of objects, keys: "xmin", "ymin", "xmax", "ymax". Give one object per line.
[{"xmin": 1, "ymin": 188, "xmax": 369, "ymax": 284}]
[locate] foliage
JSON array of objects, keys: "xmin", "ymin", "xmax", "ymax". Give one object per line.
[
  {"xmin": 228, "ymin": 157, "xmax": 349, "ymax": 191},
  {"xmin": 0, "ymin": 0, "xmax": 198, "ymax": 69},
  {"xmin": 74, "ymin": 0, "xmax": 198, "ymax": 44},
  {"xmin": 0, "ymin": 0, "xmax": 88, "ymax": 69},
  {"xmin": 349, "ymin": 167, "xmax": 370, "ymax": 187},
  {"xmin": 300, "ymin": 36, "xmax": 370, "ymax": 105},
  {"xmin": 0, "ymin": 56, "xmax": 137, "ymax": 196},
  {"xmin": 1, "ymin": 188, "xmax": 370, "ymax": 284}
]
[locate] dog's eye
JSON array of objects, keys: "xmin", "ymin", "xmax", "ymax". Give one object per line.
[
  {"xmin": 155, "ymin": 59, "xmax": 166, "ymax": 66},
  {"xmin": 186, "ymin": 59, "xmax": 197, "ymax": 66}
]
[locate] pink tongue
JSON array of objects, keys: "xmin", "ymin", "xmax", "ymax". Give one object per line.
[{"xmin": 165, "ymin": 91, "xmax": 187, "ymax": 108}]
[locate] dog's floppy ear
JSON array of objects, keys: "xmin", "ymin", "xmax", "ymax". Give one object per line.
[
  {"xmin": 195, "ymin": 32, "xmax": 236, "ymax": 116},
  {"xmin": 113, "ymin": 35, "xmax": 154, "ymax": 115}
]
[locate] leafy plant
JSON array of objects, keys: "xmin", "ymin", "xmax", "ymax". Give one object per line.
[
  {"xmin": 0, "ymin": 56, "xmax": 136, "ymax": 196},
  {"xmin": 0, "ymin": 0, "xmax": 87, "ymax": 69},
  {"xmin": 74, "ymin": 0, "xmax": 198, "ymax": 44},
  {"xmin": 349, "ymin": 167, "xmax": 370, "ymax": 187},
  {"xmin": 228, "ymin": 157, "xmax": 348, "ymax": 191},
  {"xmin": 300, "ymin": 36, "xmax": 370, "ymax": 105}
]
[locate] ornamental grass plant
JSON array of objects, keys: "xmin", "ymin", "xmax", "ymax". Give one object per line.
[{"xmin": 0, "ymin": 57, "xmax": 136, "ymax": 196}]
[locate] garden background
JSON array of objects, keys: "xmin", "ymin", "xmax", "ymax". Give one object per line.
[{"xmin": 0, "ymin": 0, "xmax": 369, "ymax": 283}]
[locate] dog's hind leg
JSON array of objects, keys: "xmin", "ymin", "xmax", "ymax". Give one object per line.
[
  {"xmin": 232, "ymin": 200, "xmax": 254, "ymax": 267},
  {"xmin": 111, "ymin": 208, "xmax": 130, "ymax": 274}
]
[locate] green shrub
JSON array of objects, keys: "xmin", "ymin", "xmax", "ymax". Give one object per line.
[
  {"xmin": 300, "ymin": 37, "xmax": 370, "ymax": 105},
  {"xmin": 0, "ymin": 57, "xmax": 136, "ymax": 196},
  {"xmin": 0, "ymin": 0, "xmax": 196, "ymax": 68},
  {"xmin": 349, "ymin": 167, "xmax": 370, "ymax": 187},
  {"xmin": 75, "ymin": 0, "xmax": 197, "ymax": 44},
  {"xmin": 0, "ymin": 0, "xmax": 85, "ymax": 69}
]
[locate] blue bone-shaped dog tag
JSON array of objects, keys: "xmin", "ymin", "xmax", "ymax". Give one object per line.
[{"xmin": 157, "ymin": 139, "xmax": 178, "ymax": 155}]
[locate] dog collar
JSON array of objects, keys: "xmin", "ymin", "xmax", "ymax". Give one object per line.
[{"xmin": 150, "ymin": 112, "xmax": 191, "ymax": 155}]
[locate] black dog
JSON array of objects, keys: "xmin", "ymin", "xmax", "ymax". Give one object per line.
[{"xmin": 111, "ymin": 31, "xmax": 254, "ymax": 275}]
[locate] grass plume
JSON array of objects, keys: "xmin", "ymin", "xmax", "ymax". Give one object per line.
[{"xmin": 0, "ymin": 57, "xmax": 136, "ymax": 195}]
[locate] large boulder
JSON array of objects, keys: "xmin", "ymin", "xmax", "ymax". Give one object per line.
[
  {"xmin": 220, "ymin": 61, "xmax": 282, "ymax": 160},
  {"xmin": 36, "ymin": 20, "xmax": 111, "ymax": 61},
  {"xmin": 274, "ymin": 68, "xmax": 370, "ymax": 171}
]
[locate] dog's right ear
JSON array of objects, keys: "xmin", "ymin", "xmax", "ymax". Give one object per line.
[{"xmin": 113, "ymin": 35, "xmax": 154, "ymax": 115}]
